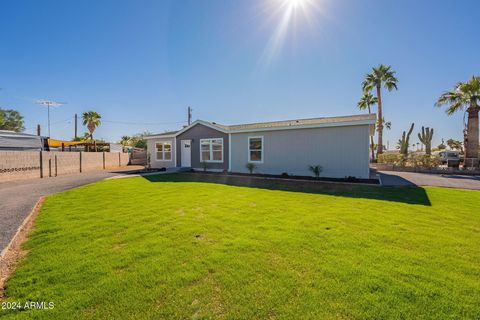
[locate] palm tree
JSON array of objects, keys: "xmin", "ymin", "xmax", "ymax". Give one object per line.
[
  {"xmin": 436, "ymin": 76, "xmax": 480, "ymax": 167},
  {"xmin": 362, "ymin": 64, "xmax": 398, "ymax": 156},
  {"xmin": 120, "ymin": 135, "xmax": 131, "ymax": 146},
  {"xmin": 82, "ymin": 111, "xmax": 102, "ymax": 141},
  {"xmin": 358, "ymin": 92, "xmax": 377, "ymax": 160}
]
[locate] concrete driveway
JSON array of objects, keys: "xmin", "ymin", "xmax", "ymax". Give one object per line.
[
  {"xmin": 0, "ymin": 167, "xmax": 142, "ymax": 253},
  {"xmin": 379, "ymin": 171, "xmax": 480, "ymax": 190}
]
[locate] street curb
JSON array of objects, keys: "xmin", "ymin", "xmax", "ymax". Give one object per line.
[{"xmin": 0, "ymin": 196, "xmax": 45, "ymax": 298}]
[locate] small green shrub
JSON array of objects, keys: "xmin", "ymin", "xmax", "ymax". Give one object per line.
[
  {"xmin": 201, "ymin": 161, "xmax": 208, "ymax": 172},
  {"xmin": 246, "ymin": 163, "xmax": 256, "ymax": 174},
  {"xmin": 308, "ymin": 165, "xmax": 323, "ymax": 178}
]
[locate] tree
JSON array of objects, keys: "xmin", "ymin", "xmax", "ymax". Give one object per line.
[
  {"xmin": 446, "ymin": 139, "xmax": 464, "ymax": 153},
  {"xmin": 120, "ymin": 135, "xmax": 131, "ymax": 146},
  {"xmin": 0, "ymin": 108, "xmax": 25, "ymax": 132},
  {"xmin": 357, "ymin": 92, "xmax": 377, "ymax": 160},
  {"xmin": 436, "ymin": 76, "xmax": 480, "ymax": 167},
  {"xmin": 362, "ymin": 64, "xmax": 398, "ymax": 156},
  {"xmin": 437, "ymin": 138, "xmax": 446, "ymax": 150},
  {"xmin": 82, "ymin": 111, "xmax": 101, "ymax": 141}
]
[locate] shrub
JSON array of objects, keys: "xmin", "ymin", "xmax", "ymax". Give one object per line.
[
  {"xmin": 281, "ymin": 172, "xmax": 289, "ymax": 177},
  {"xmin": 246, "ymin": 163, "xmax": 256, "ymax": 174},
  {"xmin": 377, "ymin": 153, "xmax": 404, "ymax": 166},
  {"xmin": 308, "ymin": 165, "xmax": 322, "ymax": 178},
  {"xmin": 407, "ymin": 153, "xmax": 441, "ymax": 168},
  {"xmin": 201, "ymin": 161, "xmax": 208, "ymax": 172}
]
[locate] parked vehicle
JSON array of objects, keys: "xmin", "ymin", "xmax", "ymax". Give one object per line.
[{"xmin": 436, "ymin": 151, "xmax": 461, "ymax": 166}]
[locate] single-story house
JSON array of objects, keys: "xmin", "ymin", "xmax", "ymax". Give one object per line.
[{"xmin": 145, "ymin": 114, "xmax": 376, "ymax": 179}]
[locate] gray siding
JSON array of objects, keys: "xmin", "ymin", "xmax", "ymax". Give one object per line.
[
  {"xmin": 147, "ymin": 138, "xmax": 176, "ymax": 168},
  {"xmin": 230, "ymin": 125, "xmax": 370, "ymax": 178},
  {"xmin": 176, "ymin": 124, "xmax": 229, "ymax": 170}
]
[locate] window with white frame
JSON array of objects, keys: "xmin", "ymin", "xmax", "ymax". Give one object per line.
[
  {"xmin": 155, "ymin": 142, "xmax": 172, "ymax": 161},
  {"xmin": 248, "ymin": 136, "xmax": 263, "ymax": 163},
  {"xmin": 200, "ymin": 138, "xmax": 223, "ymax": 162}
]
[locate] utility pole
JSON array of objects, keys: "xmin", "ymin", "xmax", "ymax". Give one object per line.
[
  {"xmin": 36, "ymin": 100, "xmax": 66, "ymax": 137},
  {"xmin": 74, "ymin": 113, "xmax": 78, "ymax": 139},
  {"xmin": 187, "ymin": 106, "xmax": 192, "ymax": 125},
  {"xmin": 37, "ymin": 124, "xmax": 41, "ymax": 136}
]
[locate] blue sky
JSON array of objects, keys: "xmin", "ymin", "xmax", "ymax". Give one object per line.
[{"xmin": 0, "ymin": 0, "xmax": 478, "ymax": 148}]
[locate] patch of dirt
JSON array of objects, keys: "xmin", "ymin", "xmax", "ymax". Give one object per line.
[{"xmin": 0, "ymin": 197, "xmax": 45, "ymax": 300}]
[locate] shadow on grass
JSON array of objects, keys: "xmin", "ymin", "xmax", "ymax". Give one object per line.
[{"xmin": 142, "ymin": 173, "xmax": 431, "ymax": 206}]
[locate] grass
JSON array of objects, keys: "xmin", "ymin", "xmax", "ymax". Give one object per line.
[{"xmin": 1, "ymin": 173, "xmax": 479, "ymax": 319}]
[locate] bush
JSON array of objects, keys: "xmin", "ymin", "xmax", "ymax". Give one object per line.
[
  {"xmin": 201, "ymin": 161, "xmax": 208, "ymax": 172},
  {"xmin": 281, "ymin": 172, "xmax": 289, "ymax": 177},
  {"xmin": 308, "ymin": 165, "xmax": 323, "ymax": 178},
  {"xmin": 377, "ymin": 153, "xmax": 404, "ymax": 166},
  {"xmin": 406, "ymin": 153, "xmax": 442, "ymax": 168},
  {"xmin": 246, "ymin": 163, "xmax": 256, "ymax": 174}
]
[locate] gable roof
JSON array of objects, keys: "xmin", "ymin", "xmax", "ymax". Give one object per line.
[{"xmin": 145, "ymin": 114, "xmax": 376, "ymax": 139}]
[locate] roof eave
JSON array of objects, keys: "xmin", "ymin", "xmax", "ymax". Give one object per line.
[{"xmin": 228, "ymin": 119, "xmax": 376, "ymax": 133}]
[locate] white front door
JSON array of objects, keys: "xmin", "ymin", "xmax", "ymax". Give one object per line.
[{"xmin": 181, "ymin": 140, "xmax": 191, "ymax": 167}]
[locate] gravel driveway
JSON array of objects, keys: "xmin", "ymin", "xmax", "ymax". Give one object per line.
[
  {"xmin": 0, "ymin": 168, "xmax": 142, "ymax": 253},
  {"xmin": 379, "ymin": 171, "xmax": 480, "ymax": 190}
]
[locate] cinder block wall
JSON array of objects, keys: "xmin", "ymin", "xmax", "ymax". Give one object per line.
[
  {"xmin": 0, "ymin": 151, "xmax": 131, "ymax": 182},
  {"xmin": 0, "ymin": 151, "xmax": 40, "ymax": 181}
]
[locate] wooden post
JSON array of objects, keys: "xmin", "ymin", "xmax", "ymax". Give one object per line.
[
  {"xmin": 61, "ymin": 143, "xmax": 65, "ymax": 152},
  {"xmin": 48, "ymin": 159, "xmax": 52, "ymax": 177},
  {"xmin": 55, "ymin": 155, "xmax": 58, "ymax": 176},
  {"xmin": 118, "ymin": 152, "xmax": 121, "ymax": 167},
  {"xmin": 79, "ymin": 152, "xmax": 82, "ymax": 173},
  {"xmin": 103, "ymin": 152, "xmax": 106, "ymax": 169},
  {"xmin": 39, "ymin": 151, "xmax": 43, "ymax": 178}
]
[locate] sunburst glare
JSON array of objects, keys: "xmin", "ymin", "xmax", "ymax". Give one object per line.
[{"xmin": 259, "ymin": 0, "xmax": 326, "ymax": 67}]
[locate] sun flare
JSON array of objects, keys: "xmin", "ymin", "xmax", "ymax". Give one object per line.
[{"xmin": 259, "ymin": 0, "xmax": 324, "ymax": 66}]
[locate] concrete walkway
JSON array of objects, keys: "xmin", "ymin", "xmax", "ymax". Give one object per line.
[
  {"xmin": 0, "ymin": 167, "xmax": 143, "ymax": 253},
  {"xmin": 379, "ymin": 171, "xmax": 480, "ymax": 190}
]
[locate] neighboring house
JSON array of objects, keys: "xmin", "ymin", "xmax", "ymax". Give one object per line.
[
  {"xmin": 0, "ymin": 130, "xmax": 47, "ymax": 151},
  {"xmin": 145, "ymin": 114, "xmax": 376, "ymax": 179}
]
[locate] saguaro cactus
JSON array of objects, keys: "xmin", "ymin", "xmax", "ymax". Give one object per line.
[
  {"xmin": 418, "ymin": 126, "xmax": 434, "ymax": 155},
  {"xmin": 398, "ymin": 123, "xmax": 415, "ymax": 158}
]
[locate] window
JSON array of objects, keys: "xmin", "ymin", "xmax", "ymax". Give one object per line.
[
  {"xmin": 156, "ymin": 142, "xmax": 172, "ymax": 161},
  {"xmin": 200, "ymin": 138, "xmax": 223, "ymax": 162},
  {"xmin": 248, "ymin": 136, "xmax": 263, "ymax": 163}
]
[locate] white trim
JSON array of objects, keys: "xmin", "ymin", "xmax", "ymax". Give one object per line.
[
  {"xmin": 155, "ymin": 142, "xmax": 173, "ymax": 161},
  {"xmin": 173, "ymin": 136, "xmax": 177, "ymax": 166},
  {"xmin": 248, "ymin": 136, "xmax": 264, "ymax": 163},
  {"xmin": 228, "ymin": 133, "xmax": 232, "ymax": 172},
  {"xmin": 199, "ymin": 138, "xmax": 224, "ymax": 163},
  {"xmin": 229, "ymin": 120, "xmax": 376, "ymax": 134},
  {"xmin": 176, "ymin": 120, "xmax": 228, "ymax": 136}
]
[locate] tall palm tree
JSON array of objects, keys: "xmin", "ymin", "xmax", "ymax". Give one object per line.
[
  {"xmin": 362, "ymin": 64, "xmax": 398, "ymax": 156},
  {"xmin": 82, "ymin": 111, "xmax": 102, "ymax": 141},
  {"xmin": 436, "ymin": 76, "xmax": 480, "ymax": 167},
  {"xmin": 358, "ymin": 92, "xmax": 377, "ymax": 160}
]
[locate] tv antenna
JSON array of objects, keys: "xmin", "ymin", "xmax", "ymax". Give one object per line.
[{"xmin": 36, "ymin": 99, "xmax": 66, "ymax": 137}]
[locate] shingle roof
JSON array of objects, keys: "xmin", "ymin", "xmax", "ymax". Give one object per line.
[
  {"xmin": 222, "ymin": 114, "xmax": 376, "ymax": 131},
  {"xmin": 146, "ymin": 114, "xmax": 375, "ymax": 138}
]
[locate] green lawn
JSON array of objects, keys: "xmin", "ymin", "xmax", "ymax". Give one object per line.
[{"xmin": 2, "ymin": 173, "xmax": 479, "ymax": 319}]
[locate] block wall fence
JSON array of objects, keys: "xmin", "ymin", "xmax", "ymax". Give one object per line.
[{"xmin": 0, "ymin": 151, "xmax": 130, "ymax": 182}]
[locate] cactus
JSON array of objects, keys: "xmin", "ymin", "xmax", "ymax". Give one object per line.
[
  {"xmin": 418, "ymin": 126, "xmax": 434, "ymax": 155},
  {"xmin": 398, "ymin": 123, "xmax": 414, "ymax": 158}
]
